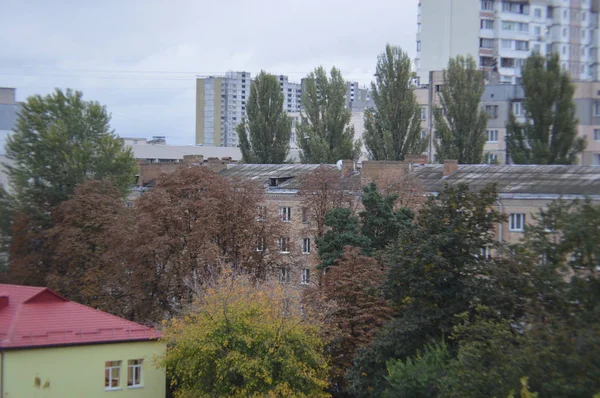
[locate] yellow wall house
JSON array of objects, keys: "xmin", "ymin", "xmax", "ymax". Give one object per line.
[{"xmin": 0, "ymin": 284, "xmax": 166, "ymax": 398}]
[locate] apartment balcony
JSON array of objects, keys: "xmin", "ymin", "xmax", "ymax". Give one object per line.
[{"xmin": 479, "ymin": 48, "xmax": 496, "ymax": 57}]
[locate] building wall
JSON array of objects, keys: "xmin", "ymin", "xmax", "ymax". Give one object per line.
[
  {"xmin": 2, "ymin": 340, "xmax": 166, "ymax": 398},
  {"xmin": 0, "ymin": 88, "xmax": 16, "ymax": 105}
]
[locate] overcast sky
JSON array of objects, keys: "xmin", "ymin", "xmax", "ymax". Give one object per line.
[{"xmin": 0, "ymin": 0, "xmax": 418, "ymax": 145}]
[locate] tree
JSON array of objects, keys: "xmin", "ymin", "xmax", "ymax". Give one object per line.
[
  {"xmin": 506, "ymin": 53, "xmax": 585, "ymax": 164},
  {"xmin": 0, "ymin": 188, "xmax": 12, "ymax": 273},
  {"xmin": 297, "ymin": 67, "xmax": 361, "ymax": 163},
  {"xmin": 160, "ymin": 270, "xmax": 330, "ymax": 398},
  {"xmin": 363, "ymin": 44, "xmax": 427, "ymax": 160},
  {"xmin": 5, "ymin": 88, "xmax": 136, "ymax": 214},
  {"xmin": 433, "ymin": 55, "xmax": 488, "ymax": 164},
  {"xmin": 237, "ymin": 71, "xmax": 292, "ymax": 163}
]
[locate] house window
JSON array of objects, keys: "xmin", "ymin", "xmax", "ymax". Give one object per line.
[
  {"xmin": 302, "ymin": 238, "xmax": 311, "ymax": 254},
  {"xmin": 420, "ymin": 107, "xmax": 427, "ymax": 120},
  {"xmin": 486, "ymin": 130, "xmax": 499, "ymax": 142},
  {"xmin": 256, "ymin": 236, "xmax": 265, "ymax": 252},
  {"xmin": 485, "ymin": 105, "xmax": 498, "ymax": 118},
  {"xmin": 127, "ymin": 359, "xmax": 143, "ymax": 388},
  {"xmin": 278, "ymin": 267, "xmax": 290, "ymax": 283},
  {"xmin": 301, "ymin": 268, "xmax": 310, "ymax": 285},
  {"xmin": 513, "ymin": 102, "xmax": 523, "ymax": 116},
  {"xmin": 279, "ymin": 206, "xmax": 291, "ymax": 222},
  {"xmin": 481, "ymin": 246, "xmax": 493, "ymax": 260},
  {"xmin": 105, "ymin": 361, "xmax": 121, "ymax": 389},
  {"xmin": 487, "ymin": 153, "xmax": 499, "ymax": 164},
  {"xmin": 594, "ymin": 129, "xmax": 600, "ymax": 141},
  {"xmin": 594, "ymin": 102, "xmax": 600, "ymax": 116},
  {"xmin": 509, "ymin": 213, "xmax": 526, "ymax": 232},
  {"xmin": 481, "ymin": 19, "xmax": 494, "ymax": 29},
  {"xmin": 278, "ymin": 237, "xmax": 290, "ymax": 253},
  {"xmin": 257, "ymin": 205, "xmax": 267, "ymax": 221}
]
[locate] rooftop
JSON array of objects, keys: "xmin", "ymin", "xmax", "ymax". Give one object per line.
[
  {"xmin": 219, "ymin": 163, "xmax": 329, "ymax": 189},
  {"xmin": 0, "ymin": 284, "xmax": 159, "ymax": 349}
]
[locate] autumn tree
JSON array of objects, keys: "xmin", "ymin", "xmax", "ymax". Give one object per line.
[
  {"xmin": 297, "ymin": 67, "xmax": 361, "ymax": 163},
  {"xmin": 433, "ymin": 55, "xmax": 488, "ymax": 164},
  {"xmin": 363, "ymin": 44, "xmax": 427, "ymax": 160},
  {"xmin": 507, "ymin": 53, "xmax": 585, "ymax": 164},
  {"xmin": 160, "ymin": 270, "xmax": 330, "ymax": 398},
  {"xmin": 237, "ymin": 71, "xmax": 292, "ymax": 163}
]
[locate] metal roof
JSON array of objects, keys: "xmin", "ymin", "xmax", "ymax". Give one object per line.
[
  {"xmin": 220, "ymin": 163, "xmax": 331, "ymax": 189},
  {"xmin": 412, "ymin": 164, "xmax": 600, "ymax": 196}
]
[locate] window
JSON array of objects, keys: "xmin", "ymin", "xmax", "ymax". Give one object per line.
[
  {"xmin": 127, "ymin": 359, "xmax": 143, "ymax": 388},
  {"xmin": 594, "ymin": 102, "xmax": 600, "ymax": 116},
  {"xmin": 501, "ymin": 57, "xmax": 515, "ymax": 68},
  {"xmin": 534, "ymin": 7, "xmax": 542, "ymax": 18},
  {"xmin": 278, "ymin": 267, "xmax": 290, "ymax": 283},
  {"xmin": 105, "ymin": 361, "xmax": 121, "ymax": 389},
  {"xmin": 481, "ymin": 246, "xmax": 493, "ymax": 260},
  {"xmin": 256, "ymin": 236, "xmax": 265, "ymax": 252},
  {"xmin": 594, "ymin": 129, "xmax": 600, "ymax": 141},
  {"xmin": 481, "ymin": 0, "xmax": 494, "ymax": 11},
  {"xmin": 515, "ymin": 40, "xmax": 529, "ymax": 51},
  {"xmin": 513, "ymin": 102, "xmax": 523, "ymax": 116},
  {"xmin": 583, "ymin": 12, "xmax": 587, "ymax": 21},
  {"xmin": 302, "ymin": 238, "xmax": 311, "ymax": 254},
  {"xmin": 480, "ymin": 56, "xmax": 495, "ymax": 67},
  {"xmin": 481, "ymin": 19, "xmax": 494, "ymax": 29},
  {"xmin": 487, "ymin": 153, "xmax": 499, "ymax": 164},
  {"xmin": 279, "ymin": 206, "xmax": 291, "ymax": 222},
  {"xmin": 485, "ymin": 105, "xmax": 498, "ymax": 118},
  {"xmin": 480, "ymin": 38, "xmax": 495, "ymax": 49},
  {"xmin": 417, "ymin": 41, "xmax": 421, "ymax": 51},
  {"xmin": 486, "ymin": 129, "xmax": 499, "ymax": 142},
  {"xmin": 582, "ymin": 29, "xmax": 586, "ymax": 39},
  {"xmin": 420, "ymin": 107, "xmax": 427, "ymax": 120},
  {"xmin": 278, "ymin": 237, "xmax": 290, "ymax": 253},
  {"xmin": 257, "ymin": 206, "xmax": 267, "ymax": 221},
  {"xmin": 501, "ymin": 39, "xmax": 512, "ymax": 49},
  {"xmin": 302, "ymin": 207, "xmax": 309, "ymax": 223},
  {"xmin": 517, "ymin": 22, "xmax": 529, "ymax": 32},
  {"xmin": 534, "ymin": 26, "xmax": 541, "ymax": 36},
  {"xmin": 563, "ymin": 27, "xmax": 568, "ymax": 37},
  {"xmin": 509, "ymin": 213, "xmax": 526, "ymax": 232},
  {"xmin": 502, "ymin": 21, "xmax": 514, "ymax": 31},
  {"xmin": 301, "ymin": 268, "xmax": 310, "ymax": 285},
  {"xmin": 533, "ymin": 44, "xmax": 541, "ymax": 53},
  {"xmin": 594, "ymin": 154, "xmax": 600, "ymax": 166}
]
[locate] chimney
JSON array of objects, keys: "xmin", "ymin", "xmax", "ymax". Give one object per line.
[
  {"xmin": 443, "ymin": 160, "xmax": 458, "ymax": 177},
  {"xmin": 341, "ymin": 159, "xmax": 355, "ymax": 176},
  {"xmin": 0, "ymin": 295, "xmax": 8, "ymax": 310}
]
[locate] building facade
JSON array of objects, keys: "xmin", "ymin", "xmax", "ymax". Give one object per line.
[
  {"xmin": 416, "ymin": 0, "xmax": 600, "ymax": 85},
  {"xmin": 0, "ymin": 88, "xmax": 21, "ymax": 191}
]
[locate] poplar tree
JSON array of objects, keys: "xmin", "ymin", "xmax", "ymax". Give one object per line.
[
  {"xmin": 506, "ymin": 53, "xmax": 585, "ymax": 164},
  {"xmin": 236, "ymin": 71, "xmax": 291, "ymax": 163},
  {"xmin": 297, "ymin": 66, "xmax": 361, "ymax": 163},
  {"xmin": 433, "ymin": 55, "xmax": 488, "ymax": 164},
  {"xmin": 363, "ymin": 44, "xmax": 427, "ymax": 160}
]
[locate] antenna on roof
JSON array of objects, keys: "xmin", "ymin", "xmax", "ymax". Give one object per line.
[{"xmin": 336, "ymin": 160, "xmax": 343, "ymax": 170}]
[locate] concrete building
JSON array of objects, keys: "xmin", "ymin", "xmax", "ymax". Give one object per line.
[
  {"xmin": 416, "ymin": 0, "xmax": 600, "ymax": 85},
  {"xmin": 0, "ymin": 88, "xmax": 21, "ymax": 191}
]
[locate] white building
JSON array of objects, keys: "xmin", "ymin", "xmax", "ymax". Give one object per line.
[{"xmin": 416, "ymin": 0, "xmax": 599, "ymax": 85}]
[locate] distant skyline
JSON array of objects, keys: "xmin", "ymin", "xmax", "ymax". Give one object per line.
[{"xmin": 0, "ymin": 0, "xmax": 418, "ymax": 145}]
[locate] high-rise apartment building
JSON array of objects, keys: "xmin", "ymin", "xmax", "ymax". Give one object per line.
[{"xmin": 416, "ymin": 0, "xmax": 600, "ymax": 85}]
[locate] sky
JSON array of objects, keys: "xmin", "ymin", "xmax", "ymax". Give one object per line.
[{"xmin": 0, "ymin": 0, "xmax": 418, "ymax": 145}]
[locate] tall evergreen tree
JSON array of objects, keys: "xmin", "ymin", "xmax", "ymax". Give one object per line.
[
  {"xmin": 433, "ymin": 55, "xmax": 488, "ymax": 164},
  {"xmin": 297, "ymin": 66, "xmax": 361, "ymax": 163},
  {"xmin": 236, "ymin": 71, "xmax": 292, "ymax": 163},
  {"xmin": 363, "ymin": 44, "xmax": 427, "ymax": 160},
  {"xmin": 506, "ymin": 53, "xmax": 585, "ymax": 164}
]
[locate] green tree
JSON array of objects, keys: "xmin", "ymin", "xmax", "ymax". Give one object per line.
[
  {"xmin": 5, "ymin": 88, "xmax": 136, "ymax": 215},
  {"xmin": 236, "ymin": 71, "xmax": 292, "ymax": 163},
  {"xmin": 297, "ymin": 66, "xmax": 361, "ymax": 163},
  {"xmin": 433, "ymin": 55, "xmax": 488, "ymax": 164},
  {"xmin": 506, "ymin": 53, "xmax": 585, "ymax": 164},
  {"xmin": 363, "ymin": 44, "xmax": 427, "ymax": 160},
  {"xmin": 160, "ymin": 271, "xmax": 330, "ymax": 398}
]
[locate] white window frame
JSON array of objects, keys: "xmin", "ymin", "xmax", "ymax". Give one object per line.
[
  {"xmin": 594, "ymin": 129, "xmax": 600, "ymax": 141},
  {"xmin": 278, "ymin": 267, "xmax": 290, "ymax": 283},
  {"xmin": 278, "ymin": 237, "xmax": 290, "ymax": 253},
  {"xmin": 486, "ymin": 129, "xmax": 499, "ymax": 143},
  {"xmin": 481, "ymin": 19, "xmax": 494, "ymax": 30},
  {"xmin": 301, "ymin": 268, "xmax": 310, "ymax": 285},
  {"xmin": 302, "ymin": 238, "xmax": 311, "ymax": 254},
  {"xmin": 513, "ymin": 102, "xmax": 523, "ymax": 116},
  {"xmin": 509, "ymin": 213, "xmax": 526, "ymax": 232},
  {"xmin": 481, "ymin": 246, "xmax": 493, "ymax": 260},
  {"xmin": 127, "ymin": 359, "xmax": 143, "ymax": 388},
  {"xmin": 256, "ymin": 236, "xmax": 265, "ymax": 252},
  {"xmin": 279, "ymin": 206, "xmax": 291, "ymax": 222},
  {"xmin": 105, "ymin": 361, "xmax": 122, "ymax": 390},
  {"xmin": 420, "ymin": 107, "xmax": 427, "ymax": 120}
]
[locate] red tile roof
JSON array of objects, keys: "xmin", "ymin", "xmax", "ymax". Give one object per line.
[{"xmin": 0, "ymin": 284, "xmax": 160, "ymax": 349}]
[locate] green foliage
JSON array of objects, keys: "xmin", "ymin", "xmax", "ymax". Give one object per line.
[
  {"xmin": 297, "ymin": 66, "xmax": 361, "ymax": 163},
  {"xmin": 236, "ymin": 71, "xmax": 292, "ymax": 163},
  {"xmin": 160, "ymin": 272, "xmax": 330, "ymax": 398},
  {"xmin": 363, "ymin": 44, "xmax": 427, "ymax": 160},
  {"xmin": 0, "ymin": 188, "xmax": 11, "ymax": 273},
  {"xmin": 507, "ymin": 53, "xmax": 585, "ymax": 164},
  {"xmin": 5, "ymin": 88, "xmax": 136, "ymax": 215},
  {"xmin": 315, "ymin": 208, "xmax": 370, "ymax": 270},
  {"xmin": 433, "ymin": 55, "xmax": 488, "ymax": 164}
]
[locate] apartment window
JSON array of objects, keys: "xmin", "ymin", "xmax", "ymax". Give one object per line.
[
  {"xmin": 105, "ymin": 361, "xmax": 121, "ymax": 389},
  {"xmin": 127, "ymin": 359, "xmax": 143, "ymax": 388},
  {"xmin": 515, "ymin": 40, "xmax": 529, "ymax": 51},
  {"xmin": 518, "ymin": 22, "xmax": 529, "ymax": 32},
  {"xmin": 480, "ymin": 38, "xmax": 495, "ymax": 49},
  {"xmin": 420, "ymin": 107, "xmax": 427, "ymax": 120},
  {"xmin": 257, "ymin": 205, "xmax": 267, "ymax": 221},
  {"xmin": 513, "ymin": 102, "xmax": 523, "ymax": 116},
  {"xmin": 583, "ymin": 12, "xmax": 587, "ymax": 21},
  {"xmin": 502, "ymin": 1, "xmax": 529, "ymax": 14},
  {"xmin": 481, "ymin": 246, "xmax": 493, "ymax": 259},
  {"xmin": 301, "ymin": 268, "xmax": 310, "ymax": 285},
  {"xmin": 485, "ymin": 105, "xmax": 499, "ymax": 118},
  {"xmin": 279, "ymin": 206, "xmax": 291, "ymax": 222},
  {"xmin": 534, "ymin": 26, "xmax": 541, "ymax": 36},
  {"xmin": 502, "ymin": 21, "xmax": 514, "ymax": 31},
  {"xmin": 417, "ymin": 41, "xmax": 421, "ymax": 51},
  {"xmin": 278, "ymin": 237, "xmax": 290, "ymax": 253},
  {"xmin": 501, "ymin": 39, "xmax": 512, "ymax": 49},
  {"xmin": 509, "ymin": 213, "xmax": 526, "ymax": 232},
  {"xmin": 501, "ymin": 58, "xmax": 515, "ymax": 68},
  {"xmin": 278, "ymin": 267, "xmax": 290, "ymax": 283},
  {"xmin": 302, "ymin": 207, "xmax": 309, "ymax": 223},
  {"xmin": 481, "ymin": 19, "xmax": 494, "ymax": 29},
  {"xmin": 534, "ymin": 8, "xmax": 542, "ymax": 18},
  {"xmin": 486, "ymin": 129, "xmax": 499, "ymax": 142},
  {"xmin": 533, "ymin": 44, "xmax": 541, "ymax": 53},
  {"xmin": 594, "ymin": 129, "xmax": 600, "ymax": 141},
  {"xmin": 480, "ymin": 56, "xmax": 495, "ymax": 67},
  {"xmin": 563, "ymin": 9, "xmax": 567, "ymax": 19},
  {"xmin": 481, "ymin": 0, "xmax": 494, "ymax": 11},
  {"xmin": 302, "ymin": 238, "xmax": 311, "ymax": 254},
  {"xmin": 256, "ymin": 236, "xmax": 265, "ymax": 252},
  {"xmin": 594, "ymin": 154, "xmax": 600, "ymax": 166}
]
